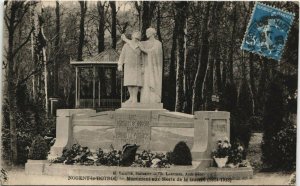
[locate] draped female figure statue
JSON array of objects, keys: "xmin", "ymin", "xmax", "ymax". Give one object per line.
[{"xmin": 121, "ymin": 28, "xmax": 163, "ymax": 104}]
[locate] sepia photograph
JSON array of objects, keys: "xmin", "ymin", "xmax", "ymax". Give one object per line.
[{"xmin": 0, "ymin": 0, "xmax": 298, "ymax": 185}]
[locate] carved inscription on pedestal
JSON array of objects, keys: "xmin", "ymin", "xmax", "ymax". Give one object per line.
[
  {"xmin": 114, "ymin": 112, "xmax": 151, "ymax": 150},
  {"xmin": 211, "ymin": 119, "xmax": 228, "ymax": 150}
]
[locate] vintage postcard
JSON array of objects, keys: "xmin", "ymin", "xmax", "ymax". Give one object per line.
[{"xmin": 1, "ymin": 1, "xmax": 298, "ymax": 185}]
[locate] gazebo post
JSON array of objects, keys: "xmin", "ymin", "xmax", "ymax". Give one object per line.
[
  {"xmin": 78, "ymin": 68, "xmax": 81, "ymax": 107},
  {"xmin": 75, "ymin": 66, "xmax": 79, "ymax": 108},
  {"xmin": 98, "ymin": 80, "xmax": 101, "ymax": 107},
  {"xmin": 93, "ymin": 66, "xmax": 96, "ymax": 108}
]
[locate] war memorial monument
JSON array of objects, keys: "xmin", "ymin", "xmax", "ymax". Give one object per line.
[{"xmin": 25, "ymin": 28, "xmax": 253, "ymax": 181}]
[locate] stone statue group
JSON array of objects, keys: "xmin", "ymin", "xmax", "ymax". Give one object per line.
[{"xmin": 118, "ymin": 27, "xmax": 163, "ymax": 104}]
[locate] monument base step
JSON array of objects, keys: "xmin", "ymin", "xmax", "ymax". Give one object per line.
[
  {"xmin": 25, "ymin": 160, "xmax": 253, "ymax": 180},
  {"xmin": 121, "ymin": 102, "xmax": 163, "ymax": 109}
]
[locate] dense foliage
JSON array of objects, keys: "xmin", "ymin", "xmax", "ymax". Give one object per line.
[
  {"xmin": 262, "ymin": 76, "xmax": 297, "ymax": 171},
  {"xmin": 28, "ymin": 135, "xmax": 49, "ymax": 160}
]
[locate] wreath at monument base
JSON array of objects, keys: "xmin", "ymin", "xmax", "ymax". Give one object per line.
[
  {"xmin": 49, "ymin": 141, "xmax": 193, "ymax": 168},
  {"xmin": 49, "ymin": 144, "xmax": 173, "ymax": 168}
]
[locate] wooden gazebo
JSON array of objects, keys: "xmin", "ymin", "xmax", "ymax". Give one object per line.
[{"xmin": 70, "ymin": 49, "xmax": 122, "ymax": 111}]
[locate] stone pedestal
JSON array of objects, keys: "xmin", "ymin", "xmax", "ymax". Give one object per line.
[
  {"xmin": 50, "ymin": 109, "xmax": 229, "ymax": 167},
  {"xmin": 49, "ymin": 109, "xmax": 96, "ymax": 157},
  {"xmin": 121, "ymin": 102, "xmax": 163, "ymax": 109},
  {"xmin": 25, "ymin": 160, "xmax": 48, "ymax": 175},
  {"xmin": 191, "ymin": 111, "xmax": 230, "ymax": 165},
  {"xmin": 28, "ymin": 109, "xmax": 254, "ymax": 180}
]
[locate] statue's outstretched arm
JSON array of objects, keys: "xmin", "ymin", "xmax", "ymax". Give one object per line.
[{"xmin": 121, "ymin": 34, "xmax": 138, "ymax": 50}]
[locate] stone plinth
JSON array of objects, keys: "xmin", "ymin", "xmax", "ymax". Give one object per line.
[
  {"xmin": 30, "ymin": 109, "xmax": 253, "ymax": 181},
  {"xmin": 49, "ymin": 109, "xmax": 96, "ymax": 158},
  {"xmin": 121, "ymin": 102, "xmax": 163, "ymax": 109},
  {"xmin": 25, "ymin": 160, "xmax": 48, "ymax": 175},
  {"xmin": 191, "ymin": 111, "xmax": 230, "ymax": 164},
  {"xmin": 50, "ymin": 109, "xmax": 229, "ymax": 168}
]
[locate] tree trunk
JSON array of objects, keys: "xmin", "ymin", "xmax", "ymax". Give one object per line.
[
  {"xmin": 168, "ymin": 12, "xmax": 177, "ymax": 111},
  {"xmin": 6, "ymin": 1, "xmax": 33, "ymax": 165},
  {"xmin": 7, "ymin": 2, "xmax": 18, "ymax": 165},
  {"xmin": 109, "ymin": 1, "xmax": 117, "ymax": 96},
  {"xmin": 53, "ymin": 1, "xmax": 60, "ymax": 96},
  {"xmin": 228, "ymin": 3, "xmax": 237, "ymax": 83},
  {"xmin": 156, "ymin": 3, "xmax": 162, "ymax": 42},
  {"xmin": 205, "ymin": 2, "xmax": 223, "ymax": 110},
  {"xmin": 97, "ymin": 1, "xmax": 105, "ymax": 53},
  {"xmin": 141, "ymin": 2, "xmax": 156, "ymax": 40},
  {"xmin": 77, "ymin": 1, "xmax": 87, "ymax": 61},
  {"xmin": 174, "ymin": 2, "xmax": 188, "ymax": 112},
  {"xmin": 249, "ymin": 53, "xmax": 257, "ymax": 114},
  {"xmin": 257, "ymin": 58, "xmax": 269, "ymax": 114},
  {"xmin": 192, "ymin": 2, "xmax": 210, "ymax": 113},
  {"xmin": 109, "ymin": 1, "xmax": 116, "ymax": 49},
  {"xmin": 215, "ymin": 46, "xmax": 222, "ymax": 95}
]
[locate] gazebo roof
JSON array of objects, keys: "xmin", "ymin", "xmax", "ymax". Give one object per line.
[{"xmin": 70, "ymin": 48, "xmax": 119, "ymax": 66}]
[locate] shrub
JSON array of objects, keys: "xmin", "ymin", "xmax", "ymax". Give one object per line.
[
  {"xmin": 171, "ymin": 141, "xmax": 192, "ymax": 165},
  {"xmin": 261, "ymin": 81, "xmax": 285, "ymax": 169},
  {"xmin": 28, "ymin": 135, "xmax": 49, "ymax": 160},
  {"xmin": 262, "ymin": 123, "xmax": 296, "ymax": 171},
  {"xmin": 248, "ymin": 115, "xmax": 263, "ymax": 132},
  {"xmin": 17, "ymin": 132, "xmax": 33, "ymax": 164},
  {"xmin": 272, "ymin": 124, "xmax": 296, "ymax": 170},
  {"xmin": 230, "ymin": 112, "xmax": 252, "ymax": 149},
  {"xmin": 228, "ymin": 142, "xmax": 245, "ymax": 165}
]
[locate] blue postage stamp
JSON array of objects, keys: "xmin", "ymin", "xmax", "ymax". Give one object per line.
[{"xmin": 241, "ymin": 2, "xmax": 294, "ymax": 61}]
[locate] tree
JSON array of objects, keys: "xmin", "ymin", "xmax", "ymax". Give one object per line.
[
  {"xmin": 4, "ymin": 1, "xmax": 34, "ymax": 165},
  {"xmin": 228, "ymin": 3, "xmax": 237, "ymax": 83},
  {"xmin": 97, "ymin": 1, "xmax": 105, "ymax": 53},
  {"xmin": 109, "ymin": 1, "xmax": 116, "ymax": 49},
  {"xmin": 174, "ymin": 2, "xmax": 188, "ymax": 112},
  {"xmin": 140, "ymin": 1, "xmax": 157, "ymax": 40},
  {"xmin": 261, "ymin": 77, "xmax": 285, "ymax": 168},
  {"xmin": 234, "ymin": 78, "xmax": 253, "ymax": 148},
  {"xmin": 167, "ymin": 8, "xmax": 177, "ymax": 111},
  {"xmin": 192, "ymin": 2, "xmax": 210, "ymax": 113},
  {"xmin": 53, "ymin": 1, "xmax": 60, "ymax": 97},
  {"xmin": 204, "ymin": 2, "xmax": 223, "ymax": 110},
  {"xmin": 77, "ymin": 1, "xmax": 87, "ymax": 61},
  {"xmin": 109, "ymin": 1, "xmax": 117, "ymax": 96}
]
